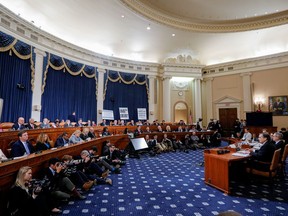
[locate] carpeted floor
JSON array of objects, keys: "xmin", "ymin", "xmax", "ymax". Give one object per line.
[{"xmin": 60, "ymin": 150, "xmax": 288, "ymax": 216}]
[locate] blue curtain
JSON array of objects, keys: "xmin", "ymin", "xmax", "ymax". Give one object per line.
[
  {"xmin": 41, "ymin": 67, "xmax": 97, "ymax": 122},
  {"xmin": 0, "ymin": 51, "xmax": 32, "ymax": 122},
  {"xmin": 104, "ymin": 71, "xmax": 148, "ymax": 121}
]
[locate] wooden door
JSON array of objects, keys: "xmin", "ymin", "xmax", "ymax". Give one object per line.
[{"xmin": 219, "ymin": 108, "xmax": 237, "ymax": 137}]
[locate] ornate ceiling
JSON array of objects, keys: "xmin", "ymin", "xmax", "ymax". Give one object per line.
[
  {"xmin": 1, "ymin": 0, "xmax": 288, "ymax": 65},
  {"xmin": 121, "ymin": 0, "xmax": 288, "ymax": 32}
]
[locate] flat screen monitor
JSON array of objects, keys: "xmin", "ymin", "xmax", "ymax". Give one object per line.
[
  {"xmin": 130, "ymin": 138, "xmax": 148, "ymax": 151},
  {"xmin": 246, "ymin": 112, "xmax": 273, "ymax": 126}
]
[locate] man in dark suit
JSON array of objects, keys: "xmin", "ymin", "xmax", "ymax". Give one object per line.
[
  {"xmin": 54, "ymin": 132, "xmax": 69, "ymax": 148},
  {"xmin": 273, "ymin": 98, "xmax": 285, "ymax": 115},
  {"xmin": 11, "ymin": 130, "xmax": 35, "ymax": 157},
  {"xmin": 272, "ymin": 132, "xmax": 285, "ymax": 156},
  {"xmin": 11, "ymin": 117, "xmax": 26, "ymax": 130},
  {"xmin": 248, "ymin": 133, "xmax": 276, "ymax": 171},
  {"xmin": 67, "ymin": 112, "xmax": 77, "ymax": 123},
  {"xmin": 27, "ymin": 118, "xmax": 37, "ymax": 129}
]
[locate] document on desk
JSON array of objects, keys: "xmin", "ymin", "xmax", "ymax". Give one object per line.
[{"xmin": 232, "ymin": 150, "xmax": 250, "ymax": 157}]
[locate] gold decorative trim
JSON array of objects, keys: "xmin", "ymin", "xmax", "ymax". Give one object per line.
[{"xmin": 121, "ymin": 0, "xmax": 288, "ymax": 32}]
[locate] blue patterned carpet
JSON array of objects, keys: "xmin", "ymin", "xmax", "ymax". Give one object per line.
[{"xmin": 60, "ymin": 150, "xmax": 288, "ymax": 216}]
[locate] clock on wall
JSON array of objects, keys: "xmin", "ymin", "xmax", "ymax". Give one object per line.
[{"xmin": 178, "ymin": 91, "xmax": 183, "ymax": 96}]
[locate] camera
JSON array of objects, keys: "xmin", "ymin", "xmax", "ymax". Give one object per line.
[{"xmin": 29, "ymin": 178, "xmax": 50, "ymax": 194}]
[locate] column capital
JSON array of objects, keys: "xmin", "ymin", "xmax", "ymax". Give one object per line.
[
  {"xmin": 148, "ymin": 75, "xmax": 157, "ymax": 80},
  {"xmin": 240, "ymin": 72, "xmax": 252, "ymax": 77},
  {"xmin": 34, "ymin": 48, "xmax": 46, "ymax": 57},
  {"xmin": 97, "ymin": 68, "xmax": 106, "ymax": 74},
  {"xmin": 203, "ymin": 77, "xmax": 214, "ymax": 82},
  {"xmin": 162, "ymin": 76, "xmax": 172, "ymax": 81}
]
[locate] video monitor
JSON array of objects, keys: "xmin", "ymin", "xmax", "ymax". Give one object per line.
[{"xmin": 130, "ymin": 137, "xmax": 148, "ymax": 151}]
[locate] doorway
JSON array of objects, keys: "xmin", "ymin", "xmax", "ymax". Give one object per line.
[
  {"xmin": 174, "ymin": 102, "xmax": 188, "ymax": 124},
  {"xmin": 219, "ymin": 108, "xmax": 237, "ymax": 137}
]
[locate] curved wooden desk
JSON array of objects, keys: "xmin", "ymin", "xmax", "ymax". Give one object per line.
[{"xmin": 204, "ymin": 147, "xmax": 250, "ymax": 194}]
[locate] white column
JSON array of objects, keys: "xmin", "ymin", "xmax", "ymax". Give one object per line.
[
  {"xmin": 97, "ymin": 68, "xmax": 106, "ymax": 123},
  {"xmin": 162, "ymin": 76, "xmax": 172, "ymax": 122},
  {"xmin": 31, "ymin": 48, "xmax": 46, "ymax": 121},
  {"xmin": 194, "ymin": 78, "xmax": 202, "ymax": 122},
  {"xmin": 204, "ymin": 78, "xmax": 213, "ymax": 122},
  {"xmin": 241, "ymin": 73, "xmax": 252, "ymax": 112},
  {"xmin": 148, "ymin": 75, "xmax": 156, "ymax": 122}
]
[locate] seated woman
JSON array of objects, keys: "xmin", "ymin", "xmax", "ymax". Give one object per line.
[
  {"xmin": 102, "ymin": 127, "xmax": 111, "ymax": 137},
  {"xmin": 35, "ymin": 133, "xmax": 53, "ymax": 151},
  {"xmin": 69, "ymin": 130, "xmax": 84, "ymax": 144},
  {"xmin": 7, "ymin": 166, "xmax": 61, "ymax": 216}
]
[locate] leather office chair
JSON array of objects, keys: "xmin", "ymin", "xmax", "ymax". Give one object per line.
[
  {"xmin": 278, "ymin": 144, "xmax": 288, "ymax": 176},
  {"xmin": 246, "ymin": 148, "xmax": 281, "ymax": 185}
]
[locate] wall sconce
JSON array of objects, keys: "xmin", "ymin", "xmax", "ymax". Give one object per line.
[
  {"xmin": 254, "ymin": 97, "xmax": 265, "ymax": 112},
  {"xmin": 98, "ymin": 110, "xmax": 102, "ymax": 114},
  {"xmin": 150, "ymin": 111, "xmax": 154, "ymax": 115}
]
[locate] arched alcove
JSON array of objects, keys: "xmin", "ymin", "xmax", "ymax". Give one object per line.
[{"xmin": 174, "ymin": 101, "xmax": 188, "ymax": 123}]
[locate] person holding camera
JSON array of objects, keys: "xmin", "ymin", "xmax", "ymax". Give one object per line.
[
  {"xmin": 45, "ymin": 158, "xmax": 86, "ymax": 201},
  {"xmin": 7, "ymin": 166, "xmax": 61, "ymax": 216}
]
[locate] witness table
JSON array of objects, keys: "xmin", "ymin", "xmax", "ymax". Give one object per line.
[{"xmin": 204, "ymin": 148, "xmax": 250, "ymax": 194}]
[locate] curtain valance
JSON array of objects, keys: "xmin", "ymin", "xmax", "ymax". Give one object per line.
[
  {"xmin": 0, "ymin": 31, "xmax": 32, "ymax": 60},
  {"xmin": 48, "ymin": 53, "xmax": 96, "ymax": 78},
  {"xmin": 107, "ymin": 70, "xmax": 147, "ymax": 85},
  {"xmin": 42, "ymin": 53, "xmax": 97, "ymax": 94}
]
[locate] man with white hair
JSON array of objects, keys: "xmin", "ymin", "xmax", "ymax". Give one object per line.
[{"xmin": 11, "ymin": 117, "xmax": 25, "ymax": 130}]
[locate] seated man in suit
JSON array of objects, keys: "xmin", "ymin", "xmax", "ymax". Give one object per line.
[
  {"xmin": 11, "ymin": 130, "xmax": 35, "ymax": 157},
  {"xmin": 272, "ymin": 132, "xmax": 285, "ymax": 156},
  {"xmin": 55, "ymin": 132, "xmax": 69, "ymax": 147},
  {"xmin": 248, "ymin": 133, "xmax": 276, "ymax": 171},
  {"xmin": 27, "ymin": 118, "xmax": 37, "ymax": 129},
  {"xmin": 11, "ymin": 117, "xmax": 26, "ymax": 130}
]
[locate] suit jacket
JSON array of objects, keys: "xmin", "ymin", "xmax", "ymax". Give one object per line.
[
  {"xmin": 55, "ymin": 136, "xmax": 68, "ymax": 147},
  {"xmin": 274, "ymin": 140, "xmax": 285, "ymax": 156},
  {"xmin": 250, "ymin": 141, "xmax": 276, "ymax": 162},
  {"xmin": 27, "ymin": 123, "xmax": 37, "ymax": 130},
  {"xmin": 11, "ymin": 123, "xmax": 26, "ymax": 131},
  {"xmin": 88, "ymin": 131, "xmax": 97, "ymax": 139},
  {"xmin": 11, "ymin": 140, "xmax": 35, "ymax": 157}
]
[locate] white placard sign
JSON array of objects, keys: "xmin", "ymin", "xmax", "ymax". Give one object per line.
[
  {"xmin": 102, "ymin": 109, "xmax": 114, "ymax": 120},
  {"xmin": 137, "ymin": 108, "xmax": 147, "ymax": 120},
  {"xmin": 119, "ymin": 107, "xmax": 129, "ymax": 120}
]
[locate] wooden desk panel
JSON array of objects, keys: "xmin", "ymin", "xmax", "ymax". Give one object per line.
[
  {"xmin": 204, "ymin": 149, "xmax": 249, "ymax": 194},
  {"xmin": 0, "ymin": 134, "xmax": 129, "ymax": 190}
]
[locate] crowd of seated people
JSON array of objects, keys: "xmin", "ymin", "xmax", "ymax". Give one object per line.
[{"xmin": 5, "ymin": 129, "xmax": 127, "ymax": 215}]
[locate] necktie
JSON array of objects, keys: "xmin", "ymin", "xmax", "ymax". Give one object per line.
[{"xmin": 23, "ymin": 142, "xmax": 30, "ymax": 154}]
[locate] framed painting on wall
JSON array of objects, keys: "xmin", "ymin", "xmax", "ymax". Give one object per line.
[{"xmin": 268, "ymin": 96, "xmax": 288, "ymax": 116}]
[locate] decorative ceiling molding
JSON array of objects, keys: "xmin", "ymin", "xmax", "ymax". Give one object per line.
[{"xmin": 121, "ymin": 0, "xmax": 288, "ymax": 33}]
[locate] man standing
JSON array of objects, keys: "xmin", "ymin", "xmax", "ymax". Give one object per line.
[
  {"xmin": 11, "ymin": 130, "xmax": 35, "ymax": 157},
  {"xmin": 273, "ymin": 97, "xmax": 285, "ymax": 115}
]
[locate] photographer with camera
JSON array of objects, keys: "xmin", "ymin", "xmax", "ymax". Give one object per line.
[
  {"xmin": 89, "ymin": 146, "xmax": 121, "ymax": 174},
  {"xmin": 45, "ymin": 158, "xmax": 86, "ymax": 201},
  {"xmin": 7, "ymin": 166, "xmax": 61, "ymax": 215},
  {"xmin": 61, "ymin": 155, "xmax": 94, "ymax": 191},
  {"xmin": 80, "ymin": 150, "xmax": 113, "ymax": 185}
]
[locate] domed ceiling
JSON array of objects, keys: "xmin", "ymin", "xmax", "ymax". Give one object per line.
[{"xmin": 1, "ymin": 0, "xmax": 288, "ymax": 65}]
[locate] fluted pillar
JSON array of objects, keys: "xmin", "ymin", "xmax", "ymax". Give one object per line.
[
  {"xmin": 194, "ymin": 78, "xmax": 202, "ymax": 122},
  {"xmin": 31, "ymin": 48, "xmax": 46, "ymax": 121},
  {"xmin": 204, "ymin": 78, "xmax": 214, "ymax": 122},
  {"xmin": 241, "ymin": 73, "xmax": 252, "ymax": 112},
  {"xmin": 97, "ymin": 68, "xmax": 106, "ymax": 123},
  {"xmin": 148, "ymin": 75, "xmax": 156, "ymax": 122},
  {"xmin": 162, "ymin": 76, "xmax": 172, "ymax": 122}
]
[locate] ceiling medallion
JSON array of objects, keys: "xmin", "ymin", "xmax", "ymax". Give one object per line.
[{"xmin": 120, "ymin": 0, "xmax": 288, "ymax": 33}]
